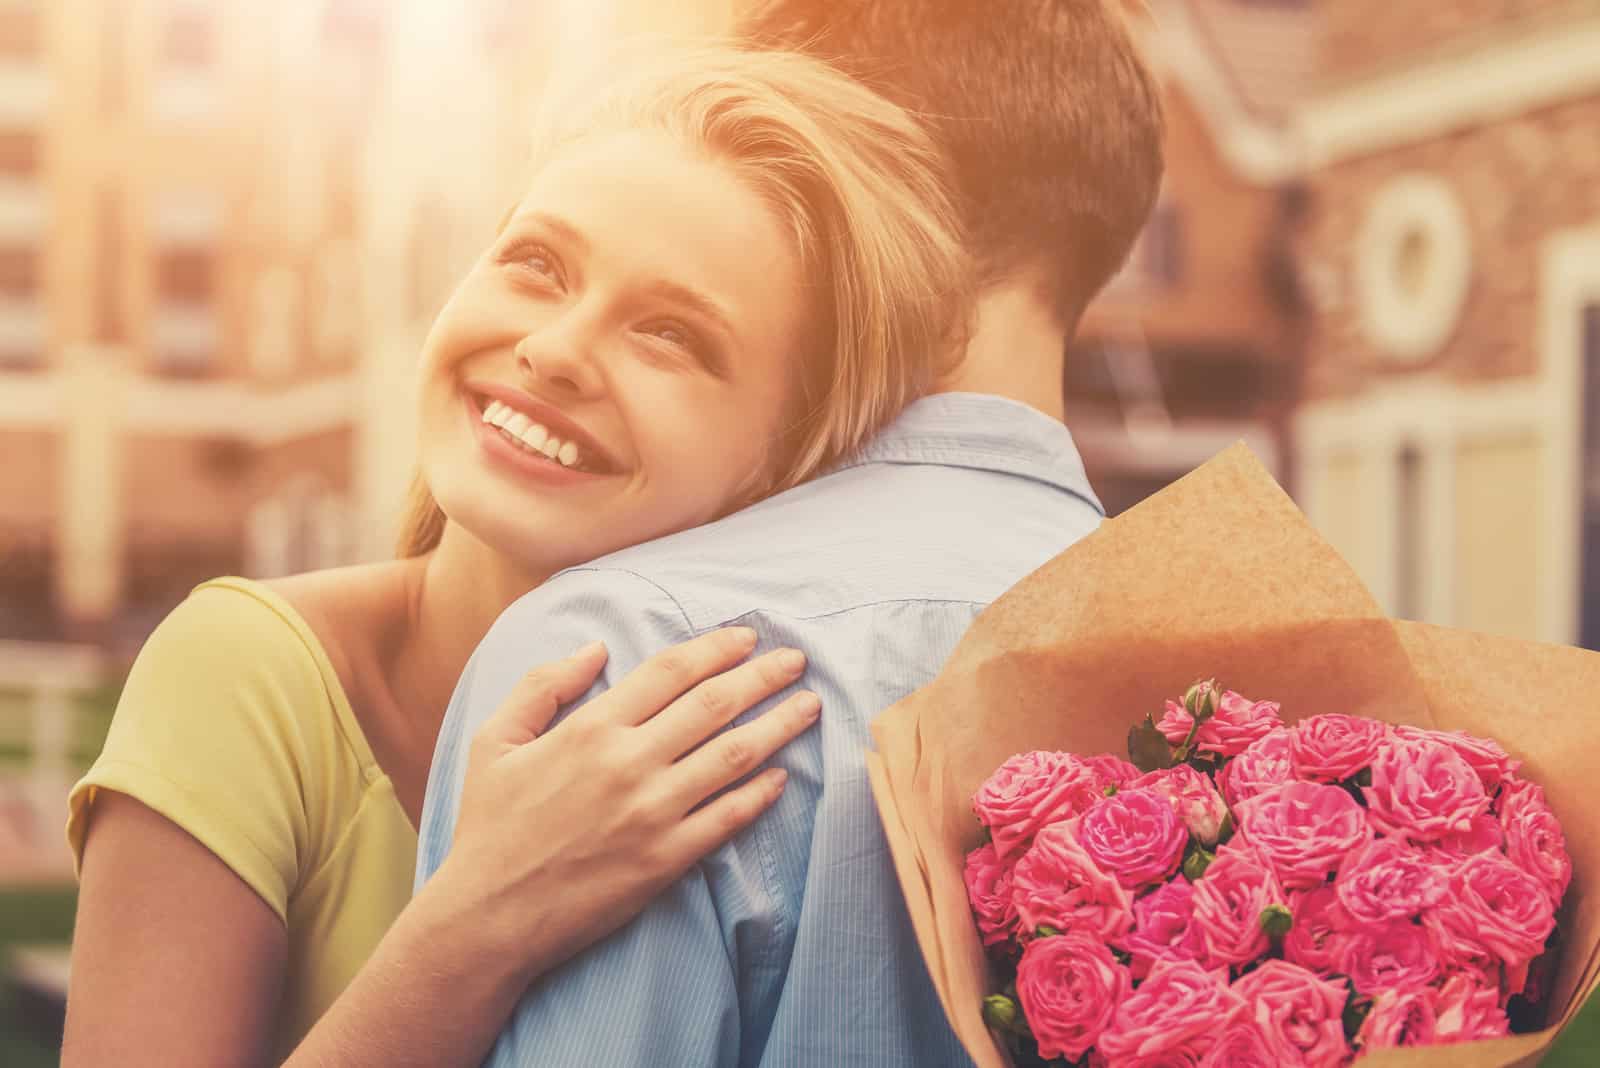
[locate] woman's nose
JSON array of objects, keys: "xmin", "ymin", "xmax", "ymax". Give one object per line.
[{"xmin": 514, "ymin": 319, "xmax": 605, "ymax": 400}]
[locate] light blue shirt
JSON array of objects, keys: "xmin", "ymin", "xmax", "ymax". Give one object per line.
[{"xmin": 416, "ymin": 392, "xmax": 1103, "ymax": 1067}]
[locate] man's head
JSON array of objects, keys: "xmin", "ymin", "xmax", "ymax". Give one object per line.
[{"xmin": 743, "ymin": 0, "xmax": 1165, "ymax": 340}]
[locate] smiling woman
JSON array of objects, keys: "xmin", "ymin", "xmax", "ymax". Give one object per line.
[
  {"xmin": 62, "ymin": 39, "xmax": 971, "ymax": 1068},
  {"xmin": 399, "ymin": 43, "xmax": 972, "ymax": 579}
]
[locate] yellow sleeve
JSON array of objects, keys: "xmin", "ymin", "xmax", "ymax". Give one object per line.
[{"xmin": 66, "ymin": 583, "xmax": 332, "ymax": 924}]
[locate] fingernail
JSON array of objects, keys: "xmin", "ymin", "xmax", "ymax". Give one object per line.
[
  {"xmin": 577, "ymin": 640, "xmax": 606, "ymax": 658},
  {"xmin": 769, "ymin": 768, "xmax": 789, "ymax": 790},
  {"xmin": 728, "ymin": 626, "xmax": 758, "ymax": 649},
  {"xmin": 795, "ymin": 691, "xmax": 821, "ymax": 720},
  {"xmin": 776, "ymin": 648, "xmax": 806, "ymax": 674}
]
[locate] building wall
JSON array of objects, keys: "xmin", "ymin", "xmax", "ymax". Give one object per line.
[
  {"xmin": 1302, "ymin": 92, "xmax": 1600, "ymax": 401},
  {"xmin": 1318, "ymin": 0, "xmax": 1572, "ymax": 84},
  {"xmin": 1084, "ymin": 88, "xmax": 1296, "ymax": 360},
  {"xmin": 0, "ymin": 429, "xmax": 54, "ymax": 527},
  {"xmin": 1297, "ymin": 86, "xmax": 1600, "ymax": 645}
]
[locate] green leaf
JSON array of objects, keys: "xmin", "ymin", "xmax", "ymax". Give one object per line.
[
  {"xmin": 1128, "ymin": 715, "xmax": 1173, "ymax": 773},
  {"xmin": 1342, "ymin": 991, "xmax": 1374, "ymax": 1042},
  {"xmin": 1182, "ymin": 844, "xmax": 1216, "ymax": 881},
  {"xmin": 1035, "ymin": 925, "xmax": 1061, "ymax": 938},
  {"xmin": 1216, "ymin": 810, "xmax": 1236, "ymax": 844}
]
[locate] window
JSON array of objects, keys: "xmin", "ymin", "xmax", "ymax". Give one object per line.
[
  {"xmin": 0, "ymin": 130, "xmax": 36, "ymax": 177},
  {"xmin": 161, "ymin": 6, "xmax": 215, "ymax": 69},
  {"xmin": 0, "ymin": 244, "xmax": 39, "ymax": 368},
  {"xmin": 1138, "ymin": 201, "xmax": 1186, "ymax": 288},
  {"xmin": 0, "ymin": 4, "xmax": 39, "ymax": 62},
  {"xmin": 157, "ymin": 247, "xmax": 215, "ymax": 302},
  {"xmin": 1579, "ymin": 303, "xmax": 1600, "ymax": 649},
  {"xmin": 152, "ymin": 2, "xmax": 218, "ymax": 124},
  {"xmin": 1394, "ymin": 443, "xmax": 1424, "ymax": 621},
  {"xmin": 96, "ymin": 188, "xmax": 122, "ymax": 343},
  {"xmin": 151, "ymin": 221, "xmax": 220, "ymax": 374}
]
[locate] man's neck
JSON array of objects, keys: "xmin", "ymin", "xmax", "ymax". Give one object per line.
[{"xmin": 933, "ymin": 279, "xmax": 1069, "ymax": 422}]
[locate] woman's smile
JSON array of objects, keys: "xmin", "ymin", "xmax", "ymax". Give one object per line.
[{"xmin": 463, "ymin": 389, "xmax": 619, "ymax": 489}]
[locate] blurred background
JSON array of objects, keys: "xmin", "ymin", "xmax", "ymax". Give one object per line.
[{"xmin": 2, "ymin": 0, "xmax": 1598, "ymax": 1060}]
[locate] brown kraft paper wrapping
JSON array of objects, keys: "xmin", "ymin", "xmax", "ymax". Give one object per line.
[{"xmin": 867, "ymin": 444, "xmax": 1600, "ymax": 1067}]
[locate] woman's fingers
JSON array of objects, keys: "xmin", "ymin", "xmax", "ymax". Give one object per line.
[
  {"xmin": 599, "ymin": 626, "xmax": 758, "ymax": 726},
  {"xmin": 478, "ymin": 641, "xmax": 609, "ymax": 749},
  {"xmin": 643, "ymin": 647, "xmax": 808, "ymax": 759},
  {"xmin": 667, "ymin": 766, "xmax": 792, "ymax": 867},
  {"xmin": 669, "ymin": 689, "xmax": 820, "ymax": 804}
]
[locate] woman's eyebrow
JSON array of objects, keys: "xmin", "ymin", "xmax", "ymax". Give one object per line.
[
  {"xmin": 506, "ymin": 211, "xmax": 590, "ymax": 256},
  {"xmin": 640, "ymin": 279, "xmax": 735, "ymax": 340}
]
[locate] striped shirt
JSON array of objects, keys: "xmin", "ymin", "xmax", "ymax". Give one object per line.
[{"xmin": 416, "ymin": 392, "xmax": 1104, "ymax": 1067}]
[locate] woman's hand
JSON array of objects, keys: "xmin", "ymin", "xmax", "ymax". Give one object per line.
[{"xmin": 437, "ymin": 626, "xmax": 818, "ymax": 982}]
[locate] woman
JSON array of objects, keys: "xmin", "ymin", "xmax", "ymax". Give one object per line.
[{"xmin": 63, "ymin": 41, "xmax": 970, "ymax": 1067}]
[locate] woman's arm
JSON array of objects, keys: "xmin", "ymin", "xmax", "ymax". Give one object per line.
[
  {"xmin": 66, "ymin": 627, "xmax": 815, "ymax": 1068},
  {"xmin": 63, "ymin": 792, "xmax": 287, "ymax": 1068}
]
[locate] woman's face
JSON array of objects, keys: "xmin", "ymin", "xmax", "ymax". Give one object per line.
[{"xmin": 417, "ymin": 128, "xmax": 809, "ymax": 578}]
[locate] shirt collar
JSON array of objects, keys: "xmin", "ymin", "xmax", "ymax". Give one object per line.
[{"xmin": 836, "ymin": 392, "xmax": 1104, "ymax": 515}]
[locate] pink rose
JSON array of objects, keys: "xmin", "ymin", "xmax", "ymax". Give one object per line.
[
  {"xmin": 1157, "ymin": 690, "xmax": 1283, "ymax": 758},
  {"xmin": 1218, "ymin": 729, "xmax": 1294, "ymax": 808},
  {"xmin": 1129, "ymin": 764, "xmax": 1231, "ymax": 846},
  {"xmin": 1335, "ymin": 838, "xmax": 1449, "ymax": 923},
  {"xmin": 1231, "ymin": 960, "xmax": 1348, "ymax": 1068},
  {"xmin": 973, "ymin": 750, "xmax": 1105, "ymax": 860},
  {"xmin": 1014, "ymin": 931, "xmax": 1129, "ymax": 1063},
  {"xmin": 1199, "ymin": 1021, "xmax": 1276, "ymax": 1067},
  {"xmin": 1077, "ymin": 788, "xmax": 1187, "ymax": 889},
  {"xmin": 1430, "ymin": 812, "xmax": 1505, "ymax": 859},
  {"xmin": 1362, "ymin": 737, "xmax": 1489, "ymax": 840},
  {"xmin": 1360, "ymin": 988, "xmax": 1437, "ymax": 1049},
  {"xmin": 1234, "ymin": 781, "xmax": 1372, "ymax": 890},
  {"xmin": 1424, "ymin": 850, "xmax": 1555, "ymax": 975},
  {"xmin": 1011, "ymin": 821, "xmax": 1134, "ymax": 941},
  {"xmin": 1083, "ymin": 752, "xmax": 1141, "ymax": 790},
  {"xmin": 1117, "ymin": 878, "xmax": 1205, "ymax": 979},
  {"xmin": 1190, "ymin": 842, "xmax": 1284, "ymax": 968},
  {"xmin": 1498, "ymin": 777, "xmax": 1572, "ymax": 909},
  {"xmin": 1283, "ymin": 886, "xmax": 1354, "ymax": 976},
  {"xmin": 1340, "ymin": 919, "xmax": 1441, "ymax": 995},
  {"xmin": 1396, "ymin": 725, "xmax": 1520, "ymax": 790},
  {"xmin": 1290, "ymin": 713, "xmax": 1389, "ymax": 782},
  {"xmin": 1431, "ymin": 974, "xmax": 1511, "ymax": 1043},
  {"xmin": 962, "ymin": 842, "xmax": 1018, "ymax": 947},
  {"xmin": 1097, "ymin": 958, "xmax": 1244, "ymax": 1065}
]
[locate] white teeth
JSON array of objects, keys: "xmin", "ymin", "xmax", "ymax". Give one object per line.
[{"xmin": 480, "ymin": 396, "xmax": 597, "ymax": 471}]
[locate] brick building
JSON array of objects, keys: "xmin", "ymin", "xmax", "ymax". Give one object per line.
[
  {"xmin": 0, "ymin": 0, "xmax": 393, "ymax": 645},
  {"xmin": 1291, "ymin": 0, "xmax": 1600, "ymax": 644},
  {"xmin": 1070, "ymin": 0, "xmax": 1314, "ymax": 513}
]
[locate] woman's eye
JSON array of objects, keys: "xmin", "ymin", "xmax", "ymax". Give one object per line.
[
  {"xmin": 637, "ymin": 321, "xmax": 720, "ymax": 375},
  {"xmin": 650, "ymin": 323, "xmax": 693, "ymax": 349},
  {"xmin": 503, "ymin": 243, "xmax": 564, "ymax": 287}
]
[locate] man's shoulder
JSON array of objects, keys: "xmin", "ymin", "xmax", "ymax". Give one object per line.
[{"xmin": 553, "ymin": 460, "xmax": 1098, "ymax": 632}]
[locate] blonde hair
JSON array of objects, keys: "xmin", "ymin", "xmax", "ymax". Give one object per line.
[{"xmin": 398, "ymin": 40, "xmax": 971, "ymax": 558}]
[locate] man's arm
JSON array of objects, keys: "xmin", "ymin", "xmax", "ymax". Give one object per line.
[{"xmin": 416, "ymin": 567, "xmax": 751, "ymax": 1066}]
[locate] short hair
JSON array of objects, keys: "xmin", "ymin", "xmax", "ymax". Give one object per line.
[
  {"xmin": 744, "ymin": 0, "xmax": 1166, "ymax": 329},
  {"xmin": 396, "ymin": 41, "xmax": 971, "ymax": 557}
]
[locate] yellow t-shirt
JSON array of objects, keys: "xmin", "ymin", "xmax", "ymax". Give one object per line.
[{"xmin": 66, "ymin": 577, "xmax": 418, "ymax": 1056}]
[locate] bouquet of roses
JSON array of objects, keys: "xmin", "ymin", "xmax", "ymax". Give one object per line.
[
  {"xmin": 964, "ymin": 679, "xmax": 1570, "ymax": 1066},
  {"xmin": 866, "ymin": 447, "xmax": 1600, "ymax": 1068}
]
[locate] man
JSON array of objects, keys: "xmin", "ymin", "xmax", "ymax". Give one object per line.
[{"xmin": 416, "ymin": 2, "xmax": 1164, "ymax": 1063}]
